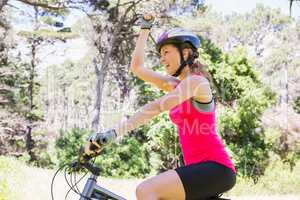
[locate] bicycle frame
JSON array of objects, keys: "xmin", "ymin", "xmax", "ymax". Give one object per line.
[{"xmin": 80, "ymin": 174, "xmax": 127, "ymax": 200}]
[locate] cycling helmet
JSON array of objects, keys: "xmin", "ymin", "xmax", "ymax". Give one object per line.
[
  {"xmin": 156, "ymin": 28, "xmax": 200, "ymax": 52},
  {"xmin": 156, "ymin": 28, "xmax": 200, "ymax": 77}
]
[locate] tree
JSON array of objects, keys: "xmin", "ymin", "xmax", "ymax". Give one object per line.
[
  {"xmin": 0, "ymin": 0, "xmax": 77, "ymax": 163},
  {"xmin": 87, "ymin": 0, "xmax": 172, "ymax": 131},
  {"xmin": 0, "ymin": 0, "xmax": 8, "ymax": 12},
  {"xmin": 87, "ymin": 0, "xmax": 141, "ymax": 131},
  {"xmin": 0, "ymin": 5, "xmax": 25, "ymax": 156},
  {"xmin": 0, "ymin": 16, "xmax": 11, "ymax": 106},
  {"xmin": 180, "ymin": 5, "xmax": 300, "ymax": 171},
  {"xmin": 289, "ymin": 0, "xmax": 300, "ymax": 17}
]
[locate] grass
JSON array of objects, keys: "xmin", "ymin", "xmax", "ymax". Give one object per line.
[
  {"xmin": 0, "ymin": 155, "xmax": 299, "ymax": 200},
  {"xmin": 227, "ymin": 160, "xmax": 300, "ymax": 197},
  {"xmin": 0, "ymin": 156, "xmax": 25, "ymax": 200}
]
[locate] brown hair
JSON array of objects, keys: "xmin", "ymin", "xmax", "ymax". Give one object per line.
[{"xmin": 180, "ymin": 43, "xmax": 213, "ymax": 84}]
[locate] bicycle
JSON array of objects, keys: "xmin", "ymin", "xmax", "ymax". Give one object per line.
[
  {"xmin": 51, "ymin": 147, "xmax": 231, "ymax": 200},
  {"xmin": 51, "ymin": 147, "xmax": 127, "ymax": 200}
]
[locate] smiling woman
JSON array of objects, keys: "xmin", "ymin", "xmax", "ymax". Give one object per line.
[{"xmin": 84, "ymin": 14, "xmax": 236, "ymax": 200}]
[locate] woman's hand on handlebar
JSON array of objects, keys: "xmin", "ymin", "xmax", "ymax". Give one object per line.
[
  {"xmin": 84, "ymin": 129, "xmax": 118, "ymax": 156},
  {"xmin": 84, "ymin": 141, "xmax": 102, "ymax": 156}
]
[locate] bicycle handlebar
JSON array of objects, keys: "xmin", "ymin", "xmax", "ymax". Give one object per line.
[{"xmin": 71, "ymin": 146, "xmax": 101, "ymax": 176}]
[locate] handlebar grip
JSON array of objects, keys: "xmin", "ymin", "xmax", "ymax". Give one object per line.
[
  {"xmin": 89, "ymin": 143, "xmax": 100, "ymax": 151},
  {"xmin": 93, "ymin": 129, "xmax": 117, "ymax": 145}
]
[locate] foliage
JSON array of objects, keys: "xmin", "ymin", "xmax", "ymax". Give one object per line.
[
  {"xmin": 0, "ymin": 63, "xmax": 18, "ymax": 107},
  {"xmin": 26, "ymin": 130, "xmax": 56, "ymax": 168},
  {"xmin": 132, "ymin": 76, "xmax": 164, "ymax": 107},
  {"xmin": 131, "ymin": 36, "xmax": 277, "ymax": 181},
  {"xmin": 18, "ymin": 29, "xmax": 78, "ymax": 41},
  {"xmin": 227, "ymin": 4, "xmax": 290, "ymax": 38},
  {"xmin": 146, "ymin": 113, "xmax": 182, "ymax": 173},
  {"xmin": 55, "ymin": 128, "xmax": 91, "ymax": 167},
  {"xmin": 55, "ymin": 128, "xmax": 151, "ymax": 177},
  {"xmin": 0, "ymin": 16, "xmax": 43, "ymax": 163},
  {"xmin": 294, "ymin": 96, "xmax": 300, "ymax": 114},
  {"xmin": 226, "ymin": 159, "xmax": 300, "ymax": 196},
  {"xmin": 95, "ymin": 136, "xmax": 151, "ymax": 178},
  {"xmin": 265, "ymin": 127, "xmax": 300, "ymax": 171},
  {"xmin": 40, "ymin": 60, "xmax": 96, "ymax": 131},
  {"xmin": 200, "ymin": 38, "xmax": 277, "ymax": 181},
  {"xmin": 1, "ymin": 0, "xmax": 299, "ymax": 183},
  {"xmin": 131, "ymin": 66, "xmax": 184, "ymax": 174}
]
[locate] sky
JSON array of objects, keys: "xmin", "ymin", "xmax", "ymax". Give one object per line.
[{"xmin": 208, "ymin": 0, "xmax": 300, "ymax": 19}]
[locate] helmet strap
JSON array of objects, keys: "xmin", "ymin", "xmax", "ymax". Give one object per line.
[{"xmin": 172, "ymin": 45, "xmax": 194, "ymax": 77}]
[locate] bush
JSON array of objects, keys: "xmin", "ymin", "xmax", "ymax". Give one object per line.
[
  {"xmin": 265, "ymin": 127, "xmax": 300, "ymax": 171},
  {"xmin": 145, "ymin": 113, "xmax": 182, "ymax": 173},
  {"xmin": 31, "ymin": 130, "xmax": 56, "ymax": 168},
  {"xmin": 95, "ymin": 136, "xmax": 151, "ymax": 178},
  {"xmin": 294, "ymin": 96, "xmax": 300, "ymax": 114},
  {"xmin": 55, "ymin": 128, "xmax": 91, "ymax": 167},
  {"xmin": 226, "ymin": 159, "xmax": 300, "ymax": 196},
  {"xmin": 199, "ymin": 42, "xmax": 277, "ymax": 181},
  {"xmin": 15, "ymin": 130, "xmax": 56, "ymax": 168},
  {"xmin": 217, "ymin": 87, "xmax": 276, "ymax": 182},
  {"xmin": 55, "ymin": 128, "xmax": 151, "ymax": 177}
]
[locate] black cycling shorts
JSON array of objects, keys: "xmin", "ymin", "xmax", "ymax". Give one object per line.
[{"xmin": 175, "ymin": 161, "xmax": 236, "ymax": 200}]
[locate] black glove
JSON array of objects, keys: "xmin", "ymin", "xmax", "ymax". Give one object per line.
[
  {"xmin": 140, "ymin": 15, "xmax": 155, "ymax": 30},
  {"xmin": 84, "ymin": 129, "xmax": 117, "ymax": 156},
  {"xmin": 88, "ymin": 129, "xmax": 117, "ymax": 145}
]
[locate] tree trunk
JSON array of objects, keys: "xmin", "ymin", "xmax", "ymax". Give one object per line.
[
  {"xmin": 91, "ymin": 59, "xmax": 106, "ymax": 131},
  {"xmin": 25, "ymin": 6, "xmax": 38, "ymax": 162},
  {"xmin": 91, "ymin": 30, "xmax": 118, "ymax": 131},
  {"xmin": 62, "ymin": 84, "xmax": 68, "ymax": 130},
  {"xmin": 0, "ymin": 0, "xmax": 8, "ymax": 12},
  {"xmin": 29, "ymin": 43, "xmax": 36, "ymax": 110},
  {"xmin": 90, "ymin": 2, "xmax": 142, "ymax": 131},
  {"xmin": 25, "ymin": 40, "xmax": 36, "ymax": 162},
  {"xmin": 289, "ymin": 0, "xmax": 293, "ymax": 17},
  {"xmin": 25, "ymin": 125, "xmax": 36, "ymax": 162}
]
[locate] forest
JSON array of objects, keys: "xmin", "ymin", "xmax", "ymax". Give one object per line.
[{"xmin": 0, "ymin": 0, "xmax": 299, "ymax": 199}]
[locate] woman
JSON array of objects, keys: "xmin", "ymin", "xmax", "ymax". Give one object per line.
[{"xmin": 85, "ymin": 15, "xmax": 236, "ymax": 200}]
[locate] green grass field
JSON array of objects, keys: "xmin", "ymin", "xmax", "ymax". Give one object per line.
[{"xmin": 0, "ymin": 156, "xmax": 299, "ymax": 200}]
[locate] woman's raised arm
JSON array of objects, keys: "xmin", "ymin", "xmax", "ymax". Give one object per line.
[{"xmin": 129, "ymin": 29, "xmax": 179, "ymax": 92}]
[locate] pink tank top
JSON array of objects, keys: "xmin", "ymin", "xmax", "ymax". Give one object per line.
[{"xmin": 169, "ymin": 79, "xmax": 236, "ymax": 173}]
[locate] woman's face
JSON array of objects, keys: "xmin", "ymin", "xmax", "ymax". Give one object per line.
[{"xmin": 159, "ymin": 44, "xmax": 181, "ymax": 75}]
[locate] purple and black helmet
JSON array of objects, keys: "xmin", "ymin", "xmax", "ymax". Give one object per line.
[{"xmin": 156, "ymin": 28, "xmax": 200, "ymax": 52}]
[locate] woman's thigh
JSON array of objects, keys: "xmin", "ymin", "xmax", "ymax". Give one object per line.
[
  {"xmin": 136, "ymin": 169, "xmax": 185, "ymax": 200},
  {"xmin": 175, "ymin": 161, "xmax": 236, "ymax": 200}
]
